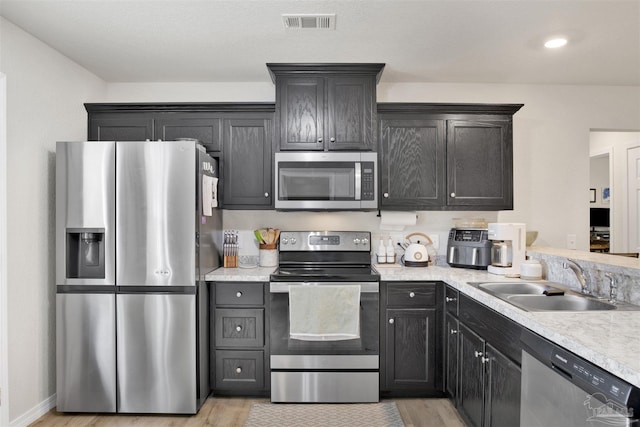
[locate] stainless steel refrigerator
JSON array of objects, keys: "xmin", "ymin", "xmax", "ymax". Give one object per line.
[{"xmin": 55, "ymin": 140, "xmax": 221, "ymax": 414}]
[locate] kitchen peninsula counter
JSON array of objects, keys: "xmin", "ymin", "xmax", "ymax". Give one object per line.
[
  {"xmin": 207, "ymin": 263, "xmax": 640, "ymax": 389},
  {"xmin": 376, "ymin": 264, "xmax": 640, "ymax": 389}
]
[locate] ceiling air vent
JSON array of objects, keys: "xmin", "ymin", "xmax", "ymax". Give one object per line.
[{"xmin": 282, "ymin": 14, "xmax": 336, "ymax": 30}]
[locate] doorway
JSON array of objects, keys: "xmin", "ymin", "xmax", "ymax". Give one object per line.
[{"xmin": 590, "ymin": 131, "xmax": 640, "ymax": 253}]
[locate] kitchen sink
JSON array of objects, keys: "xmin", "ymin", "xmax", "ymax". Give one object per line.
[
  {"xmin": 471, "ymin": 281, "xmax": 640, "ymax": 312},
  {"xmin": 478, "ymin": 282, "xmax": 552, "ymax": 295},
  {"xmin": 506, "ymin": 294, "xmax": 616, "ymax": 311}
]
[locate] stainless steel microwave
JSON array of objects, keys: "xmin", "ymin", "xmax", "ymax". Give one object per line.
[{"xmin": 274, "ymin": 152, "xmax": 378, "ymax": 210}]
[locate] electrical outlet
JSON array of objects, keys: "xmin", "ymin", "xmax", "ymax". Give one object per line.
[{"xmin": 567, "ymin": 234, "xmax": 577, "ymax": 249}]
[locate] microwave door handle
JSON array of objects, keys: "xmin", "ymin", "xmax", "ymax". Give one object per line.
[{"xmin": 354, "ymin": 162, "xmax": 362, "ymax": 200}]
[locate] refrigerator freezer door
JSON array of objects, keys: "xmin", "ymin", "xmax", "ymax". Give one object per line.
[
  {"xmin": 116, "ymin": 293, "xmax": 197, "ymax": 414},
  {"xmin": 56, "ymin": 293, "xmax": 116, "ymax": 412},
  {"xmin": 56, "ymin": 141, "xmax": 116, "ymax": 286},
  {"xmin": 116, "ymin": 141, "xmax": 196, "ymax": 287}
]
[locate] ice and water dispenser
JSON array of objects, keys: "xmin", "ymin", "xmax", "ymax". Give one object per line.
[{"xmin": 66, "ymin": 229, "xmax": 105, "ymax": 279}]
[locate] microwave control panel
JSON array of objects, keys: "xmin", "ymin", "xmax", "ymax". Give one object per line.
[{"xmin": 361, "ymin": 162, "xmax": 375, "ymax": 201}]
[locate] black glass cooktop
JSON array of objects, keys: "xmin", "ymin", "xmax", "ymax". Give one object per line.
[{"xmin": 270, "ymin": 266, "xmax": 379, "ymax": 282}]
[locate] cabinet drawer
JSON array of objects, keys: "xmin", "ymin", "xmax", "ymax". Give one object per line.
[
  {"xmin": 215, "ymin": 350, "xmax": 264, "ymax": 390},
  {"xmin": 387, "ymin": 283, "xmax": 437, "ymax": 307},
  {"xmin": 216, "ymin": 282, "xmax": 264, "ymax": 305},
  {"xmin": 445, "ymin": 286, "xmax": 459, "ymax": 316},
  {"xmin": 215, "ymin": 308, "xmax": 264, "ymax": 347}
]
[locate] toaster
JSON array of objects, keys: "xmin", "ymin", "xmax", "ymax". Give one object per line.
[{"xmin": 446, "ymin": 228, "xmax": 492, "ymax": 270}]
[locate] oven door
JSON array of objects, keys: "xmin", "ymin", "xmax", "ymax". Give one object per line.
[
  {"xmin": 269, "ymin": 281, "xmax": 380, "ymax": 403},
  {"xmin": 269, "ymin": 281, "xmax": 379, "ymax": 367}
]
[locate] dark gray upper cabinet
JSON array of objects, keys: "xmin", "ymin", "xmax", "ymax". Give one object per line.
[
  {"xmin": 85, "ymin": 104, "xmax": 275, "ymax": 210},
  {"xmin": 378, "ymin": 103, "xmax": 523, "ymax": 211},
  {"xmin": 379, "ymin": 118, "xmax": 446, "ymax": 209},
  {"xmin": 267, "ymin": 63, "xmax": 385, "ymax": 151},
  {"xmin": 155, "ymin": 114, "xmax": 222, "ymax": 152},
  {"xmin": 447, "ymin": 119, "xmax": 512, "ymax": 209},
  {"xmin": 221, "ymin": 116, "xmax": 272, "ymax": 209},
  {"xmin": 89, "ymin": 113, "xmax": 153, "ymax": 141}
]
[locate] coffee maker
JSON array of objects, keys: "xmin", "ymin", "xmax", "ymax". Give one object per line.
[{"xmin": 487, "ymin": 223, "xmax": 526, "ymax": 277}]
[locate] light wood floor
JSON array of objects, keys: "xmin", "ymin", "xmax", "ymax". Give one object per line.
[{"xmin": 30, "ymin": 397, "xmax": 466, "ymax": 427}]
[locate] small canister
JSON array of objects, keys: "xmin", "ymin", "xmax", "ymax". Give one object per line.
[
  {"xmin": 520, "ymin": 259, "xmax": 543, "ymax": 280},
  {"xmin": 259, "ymin": 243, "xmax": 278, "ymax": 267}
]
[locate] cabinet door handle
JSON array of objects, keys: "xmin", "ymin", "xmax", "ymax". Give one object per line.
[
  {"xmin": 383, "ymin": 192, "xmax": 389, "ymax": 198},
  {"xmin": 409, "ymin": 292, "xmax": 415, "ymax": 298},
  {"xmin": 330, "ymin": 137, "xmax": 336, "ymax": 143},
  {"xmin": 236, "ymin": 367, "xmax": 242, "ymax": 374},
  {"xmin": 481, "ymin": 356, "xmax": 490, "ymax": 364},
  {"xmin": 450, "ymin": 192, "xmax": 456, "ymax": 198},
  {"xmin": 450, "ymin": 329, "xmax": 458, "ymax": 335},
  {"xmin": 318, "ymin": 138, "xmax": 323, "ymax": 143},
  {"xmin": 445, "ymin": 296, "xmax": 457, "ymax": 303},
  {"xmin": 264, "ymin": 192, "xmax": 269, "ymax": 198},
  {"xmin": 236, "ymin": 291, "xmax": 243, "ymax": 298},
  {"xmin": 236, "ymin": 325, "xmax": 242, "ymax": 332},
  {"xmin": 389, "ymin": 318, "xmax": 394, "ymax": 324},
  {"xmin": 474, "ymin": 351, "xmax": 484, "ymax": 358}
]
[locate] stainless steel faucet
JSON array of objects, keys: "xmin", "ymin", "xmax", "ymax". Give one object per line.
[
  {"xmin": 562, "ymin": 259, "xmax": 590, "ymax": 295},
  {"xmin": 604, "ymin": 273, "xmax": 617, "ymax": 303}
]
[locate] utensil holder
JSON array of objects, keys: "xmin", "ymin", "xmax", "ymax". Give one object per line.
[{"xmin": 259, "ymin": 243, "xmax": 278, "ymax": 267}]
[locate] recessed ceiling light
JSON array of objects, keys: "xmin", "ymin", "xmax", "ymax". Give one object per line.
[{"xmin": 544, "ymin": 38, "xmax": 568, "ymax": 49}]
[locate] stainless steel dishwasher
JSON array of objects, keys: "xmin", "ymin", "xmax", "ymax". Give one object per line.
[{"xmin": 520, "ymin": 330, "xmax": 640, "ymax": 426}]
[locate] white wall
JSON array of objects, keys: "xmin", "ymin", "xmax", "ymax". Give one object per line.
[
  {"xmin": 0, "ymin": 18, "xmax": 107, "ymax": 424},
  {"xmin": 106, "ymin": 82, "xmax": 640, "ymax": 251}
]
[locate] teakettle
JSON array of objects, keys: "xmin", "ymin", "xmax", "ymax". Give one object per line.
[{"xmin": 404, "ymin": 243, "xmax": 429, "ymax": 267}]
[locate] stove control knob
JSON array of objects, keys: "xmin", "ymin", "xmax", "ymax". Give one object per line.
[
  {"xmin": 353, "ymin": 238, "xmax": 361, "ymax": 245},
  {"xmin": 281, "ymin": 237, "xmax": 289, "ymax": 245},
  {"xmin": 361, "ymin": 238, "xmax": 369, "ymax": 245},
  {"xmin": 290, "ymin": 237, "xmax": 297, "ymax": 245}
]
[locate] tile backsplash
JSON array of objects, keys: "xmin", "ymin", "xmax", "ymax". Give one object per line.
[{"xmin": 527, "ymin": 248, "xmax": 640, "ymax": 305}]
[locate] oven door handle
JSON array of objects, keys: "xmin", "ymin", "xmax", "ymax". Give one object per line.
[{"xmin": 269, "ymin": 282, "xmax": 379, "ymax": 293}]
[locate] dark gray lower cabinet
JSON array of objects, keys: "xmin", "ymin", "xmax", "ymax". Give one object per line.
[
  {"xmin": 484, "ymin": 343, "xmax": 521, "ymax": 427},
  {"xmin": 459, "ymin": 323, "xmax": 486, "ymax": 427},
  {"xmin": 210, "ymin": 282, "xmax": 269, "ymax": 395},
  {"xmin": 446, "ymin": 286, "xmax": 522, "ymax": 427},
  {"xmin": 381, "ymin": 282, "xmax": 443, "ymax": 396},
  {"xmin": 445, "ymin": 313, "xmax": 459, "ymax": 402}
]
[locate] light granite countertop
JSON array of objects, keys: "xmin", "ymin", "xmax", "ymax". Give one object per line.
[
  {"xmin": 205, "ymin": 263, "xmax": 640, "ymax": 388},
  {"xmin": 205, "ymin": 266, "xmax": 276, "ymax": 282}
]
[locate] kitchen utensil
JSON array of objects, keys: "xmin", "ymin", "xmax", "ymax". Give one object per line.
[
  {"xmin": 254, "ymin": 229, "xmax": 265, "ymax": 244},
  {"xmin": 259, "ymin": 229, "xmax": 270, "ymax": 244}
]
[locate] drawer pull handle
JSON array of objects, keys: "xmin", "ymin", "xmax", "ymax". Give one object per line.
[
  {"xmin": 236, "ymin": 367, "xmax": 242, "ymax": 374},
  {"xmin": 450, "ymin": 329, "xmax": 458, "ymax": 335},
  {"xmin": 389, "ymin": 318, "xmax": 394, "ymax": 324},
  {"xmin": 445, "ymin": 296, "xmax": 457, "ymax": 303},
  {"xmin": 475, "ymin": 351, "xmax": 484, "ymax": 358},
  {"xmin": 236, "ymin": 325, "xmax": 242, "ymax": 332},
  {"xmin": 236, "ymin": 291, "xmax": 242, "ymax": 298},
  {"xmin": 409, "ymin": 292, "xmax": 415, "ymax": 298}
]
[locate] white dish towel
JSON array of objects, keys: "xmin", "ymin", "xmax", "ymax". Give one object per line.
[{"xmin": 289, "ymin": 285, "xmax": 361, "ymax": 341}]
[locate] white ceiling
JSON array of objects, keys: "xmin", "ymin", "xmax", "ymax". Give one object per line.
[{"xmin": 1, "ymin": 0, "xmax": 639, "ymax": 86}]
